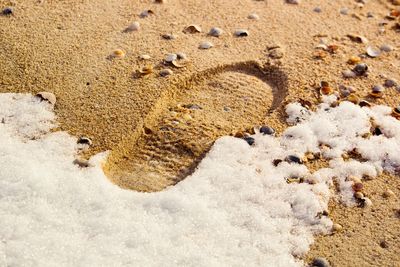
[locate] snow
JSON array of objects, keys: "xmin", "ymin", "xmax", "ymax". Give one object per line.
[{"xmin": 1, "ymin": 93, "xmax": 400, "ymax": 266}]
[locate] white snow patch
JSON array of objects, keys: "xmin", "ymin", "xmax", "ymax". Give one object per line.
[{"xmin": 1, "ymin": 93, "xmax": 400, "ymax": 266}]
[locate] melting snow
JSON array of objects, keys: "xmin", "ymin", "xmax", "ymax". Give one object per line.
[{"xmin": 1, "ymin": 93, "xmax": 400, "ymax": 266}]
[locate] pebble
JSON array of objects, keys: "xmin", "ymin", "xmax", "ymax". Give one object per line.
[
  {"xmin": 183, "ymin": 104, "xmax": 201, "ymax": 110},
  {"xmin": 162, "ymin": 33, "xmax": 177, "ymax": 40},
  {"xmin": 35, "ymin": 92, "xmax": 56, "ymax": 106},
  {"xmin": 383, "ymin": 189, "xmax": 395, "ymax": 198},
  {"xmin": 285, "ymin": 155, "xmax": 303, "ymax": 164},
  {"xmin": 77, "ymin": 136, "xmax": 92, "ymax": 146},
  {"xmin": 360, "ymin": 197, "xmax": 373, "ymax": 207},
  {"xmin": 354, "ymin": 192, "xmax": 364, "ymax": 199},
  {"xmin": 340, "ymin": 7, "xmax": 349, "ymax": 15},
  {"xmin": 139, "ymin": 54, "xmax": 151, "ymax": 60},
  {"xmin": 259, "ymin": 126, "xmax": 275, "ymax": 135},
  {"xmin": 286, "ymin": 0, "xmax": 300, "ymax": 4},
  {"xmin": 352, "ymin": 182, "xmax": 364, "ymax": 192},
  {"xmin": 234, "ymin": 29, "xmax": 249, "ymax": 37},
  {"xmin": 73, "ymin": 158, "xmax": 90, "ymax": 168},
  {"xmin": 160, "ymin": 68, "xmax": 173, "ymax": 77},
  {"xmin": 125, "ymin": 22, "xmax": 140, "ymax": 32},
  {"xmin": 176, "ymin": 52, "xmax": 187, "ymax": 60},
  {"xmin": 140, "ymin": 9, "xmax": 154, "ymax": 18},
  {"xmin": 208, "ymin": 27, "xmax": 223, "ymax": 37},
  {"xmin": 380, "ymin": 44, "xmax": 393, "ymax": 52},
  {"xmin": 380, "ymin": 240, "xmax": 389, "ymax": 249},
  {"xmin": 332, "ymin": 223, "xmax": 343, "ymax": 232},
  {"xmin": 312, "ymin": 257, "xmax": 331, "ymax": 267},
  {"xmin": 348, "ymin": 55, "xmax": 361, "ymax": 64},
  {"xmin": 342, "ymin": 70, "xmax": 356, "ymax": 78},
  {"xmin": 248, "ymin": 13, "xmax": 260, "ymax": 20},
  {"xmin": 352, "ymin": 63, "xmax": 368, "ymax": 76},
  {"xmin": 199, "ymin": 41, "xmax": 213, "ymax": 49},
  {"xmin": 313, "ymin": 7, "xmax": 322, "ymax": 13},
  {"xmin": 244, "ymin": 136, "xmax": 255, "ymax": 146},
  {"xmin": 384, "ymin": 78, "xmax": 397, "ymax": 87},
  {"xmin": 2, "ymin": 7, "xmax": 13, "ymax": 15},
  {"xmin": 164, "ymin": 53, "xmax": 177, "ymax": 63}
]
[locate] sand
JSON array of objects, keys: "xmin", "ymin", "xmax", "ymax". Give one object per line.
[{"xmin": 1, "ymin": 0, "xmax": 400, "ymax": 266}]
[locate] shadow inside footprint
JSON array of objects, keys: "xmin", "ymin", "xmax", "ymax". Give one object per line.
[{"xmin": 104, "ymin": 61, "xmax": 289, "ymax": 192}]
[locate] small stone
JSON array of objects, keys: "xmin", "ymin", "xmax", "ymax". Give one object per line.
[
  {"xmin": 183, "ymin": 104, "xmax": 201, "ymax": 110},
  {"xmin": 342, "ymin": 70, "xmax": 356, "ymax": 78},
  {"xmin": 248, "ymin": 13, "xmax": 260, "ymax": 20},
  {"xmin": 176, "ymin": 52, "xmax": 187, "ymax": 60},
  {"xmin": 199, "ymin": 41, "xmax": 213, "ymax": 49},
  {"xmin": 360, "ymin": 197, "xmax": 372, "ymax": 207},
  {"xmin": 354, "ymin": 192, "xmax": 364, "ymax": 199},
  {"xmin": 125, "ymin": 22, "xmax": 140, "ymax": 32},
  {"xmin": 371, "ymin": 85, "xmax": 384, "ymax": 98},
  {"xmin": 164, "ymin": 53, "xmax": 177, "ymax": 63},
  {"xmin": 160, "ymin": 68, "xmax": 173, "ymax": 77},
  {"xmin": 340, "ymin": 7, "xmax": 349, "ymax": 15},
  {"xmin": 384, "ymin": 78, "xmax": 398, "ymax": 87},
  {"xmin": 286, "ymin": 0, "xmax": 300, "ymax": 4},
  {"xmin": 352, "ymin": 63, "xmax": 368, "ymax": 76},
  {"xmin": 234, "ymin": 29, "xmax": 249, "ymax": 37},
  {"xmin": 312, "ymin": 257, "xmax": 330, "ymax": 267},
  {"xmin": 2, "ymin": 7, "xmax": 13, "ymax": 15},
  {"xmin": 380, "ymin": 240, "xmax": 389, "ymax": 249},
  {"xmin": 348, "ymin": 56, "xmax": 361, "ymax": 64},
  {"xmin": 162, "ymin": 33, "xmax": 177, "ymax": 40},
  {"xmin": 35, "ymin": 92, "xmax": 57, "ymax": 106},
  {"xmin": 208, "ymin": 27, "xmax": 223, "ymax": 37},
  {"xmin": 244, "ymin": 136, "xmax": 255, "ymax": 146},
  {"xmin": 285, "ymin": 155, "xmax": 303, "ymax": 164},
  {"xmin": 139, "ymin": 9, "xmax": 154, "ymax": 18},
  {"xmin": 383, "ymin": 189, "xmax": 395, "ymax": 198},
  {"xmin": 73, "ymin": 158, "xmax": 90, "ymax": 168},
  {"xmin": 77, "ymin": 136, "xmax": 92, "ymax": 146},
  {"xmin": 260, "ymin": 126, "xmax": 275, "ymax": 135},
  {"xmin": 332, "ymin": 223, "xmax": 343, "ymax": 232},
  {"xmin": 139, "ymin": 54, "xmax": 151, "ymax": 60},
  {"xmin": 380, "ymin": 44, "xmax": 393, "ymax": 52},
  {"xmin": 352, "ymin": 182, "xmax": 364, "ymax": 192},
  {"xmin": 313, "ymin": 7, "xmax": 322, "ymax": 13}
]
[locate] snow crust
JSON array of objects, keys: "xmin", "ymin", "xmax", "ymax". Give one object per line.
[{"xmin": 1, "ymin": 93, "xmax": 400, "ymax": 266}]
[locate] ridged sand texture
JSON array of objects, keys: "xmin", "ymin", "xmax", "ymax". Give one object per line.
[{"xmin": 104, "ymin": 61, "xmax": 288, "ymax": 191}]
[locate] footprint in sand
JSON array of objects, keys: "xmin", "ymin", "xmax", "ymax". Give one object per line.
[{"xmin": 104, "ymin": 61, "xmax": 288, "ymax": 192}]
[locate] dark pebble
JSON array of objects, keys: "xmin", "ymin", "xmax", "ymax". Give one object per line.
[
  {"xmin": 273, "ymin": 159, "xmax": 282, "ymax": 166},
  {"xmin": 352, "ymin": 63, "xmax": 368, "ymax": 76},
  {"xmin": 285, "ymin": 155, "xmax": 303, "ymax": 164},
  {"xmin": 244, "ymin": 136, "xmax": 255, "ymax": 146},
  {"xmin": 380, "ymin": 240, "xmax": 389, "ymax": 249},
  {"xmin": 311, "ymin": 257, "xmax": 330, "ymax": 267},
  {"xmin": 2, "ymin": 7, "xmax": 13, "ymax": 15},
  {"xmin": 77, "ymin": 136, "xmax": 92, "ymax": 146},
  {"xmin": 372, "ymin": 127, "xmax": 382, "ymax": 136},
  {"xmin": 260, "ymin": 125, "xmax": 275, "ymax": 135}
]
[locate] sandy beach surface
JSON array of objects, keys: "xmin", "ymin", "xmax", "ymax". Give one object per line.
[{"xmin": 1, "ymin": 0, "xmax": 400, "ymax": 266}]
